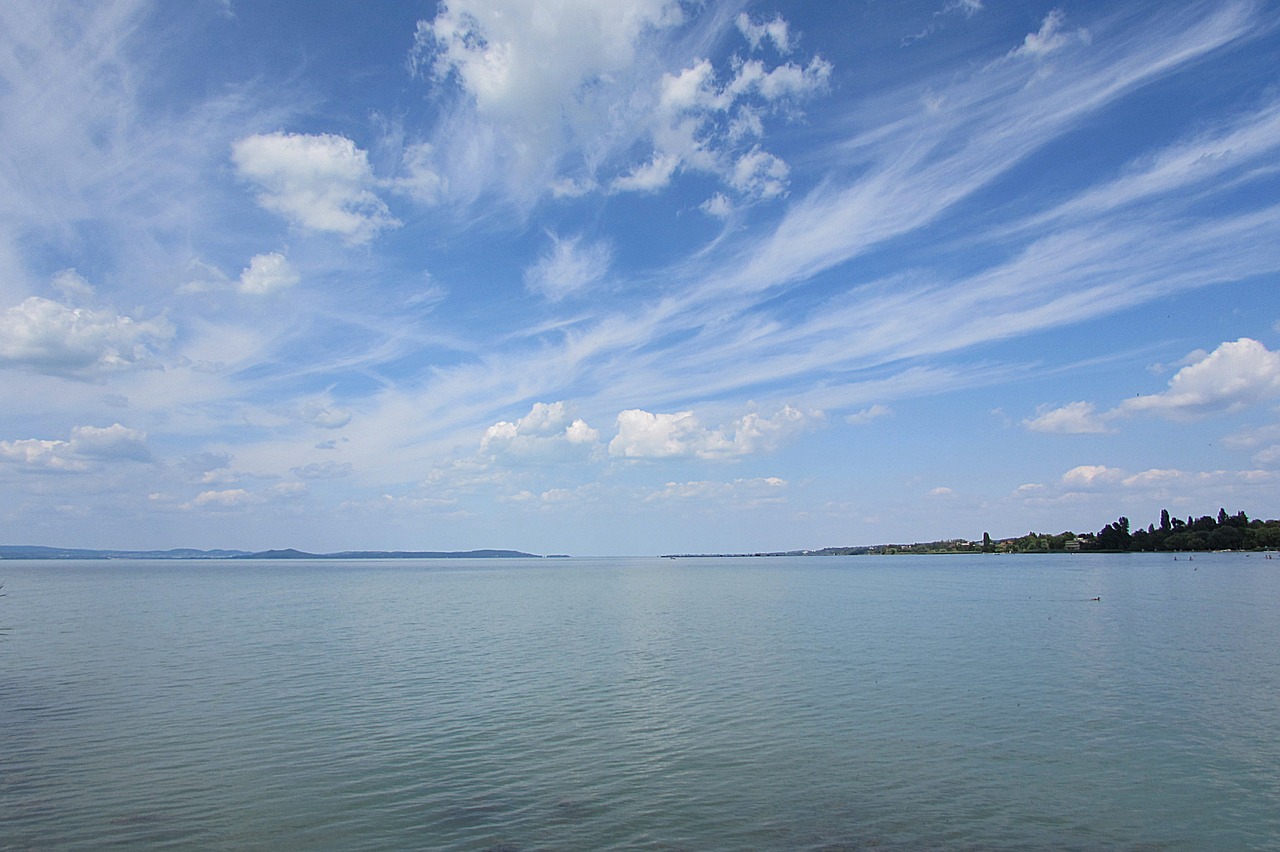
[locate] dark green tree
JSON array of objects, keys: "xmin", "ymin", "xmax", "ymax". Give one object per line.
[{"xmin": 1096, "ymin": 516, "xmax": 1131, "ymax": 550}]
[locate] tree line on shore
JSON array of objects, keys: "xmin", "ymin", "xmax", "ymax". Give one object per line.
[
  {"xmin": 808, "ymin": 507, "xmax": 1280, "ymax": 555},
  {"xmin": 992, "ymin": 508, "xmax": 1280, "ymax": 553}
]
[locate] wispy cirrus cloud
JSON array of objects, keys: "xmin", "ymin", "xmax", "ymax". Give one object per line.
[
  {"xmin": 4, "ymin": 0, "xmax": 1278, "ymax": 553},
  {"xmin": 523, "ymin": 234, "xmax": 612, "ymax": 302},
  {"xmin": 311, "ymin": 2, "xmax": 1273, "ymax": 484}
]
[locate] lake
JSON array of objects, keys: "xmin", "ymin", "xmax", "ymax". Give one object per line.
[{"xmin": 2, "ymin": 553, "xmax": 1278, "ymax": 849}]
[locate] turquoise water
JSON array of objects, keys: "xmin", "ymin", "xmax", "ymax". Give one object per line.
[{"xmin": 2, "ymin": 553, "xmax": 1278, "ymax": 850}]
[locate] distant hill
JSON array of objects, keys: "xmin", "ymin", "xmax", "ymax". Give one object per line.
[
  {"xmin": 0, "ymin": 545, "xmax": 542, "ymax": 560},
  {"xmin": 0, "ymin": 545, "xmax": 251, "ymax": 560}
]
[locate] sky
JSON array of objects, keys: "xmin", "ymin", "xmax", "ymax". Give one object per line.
[{"xmin": 2, "ymin": 0, "xmax": 1280, "ymax": 556}]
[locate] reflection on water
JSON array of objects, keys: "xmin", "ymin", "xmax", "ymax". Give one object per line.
[{"xmin": 2, "ymin": 554, "xmax": 1279, "ymax": 849}]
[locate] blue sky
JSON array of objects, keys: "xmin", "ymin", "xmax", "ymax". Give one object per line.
[{"xmin": 2, "ymin": 0, "xmax": 1279, "ymax": 556}]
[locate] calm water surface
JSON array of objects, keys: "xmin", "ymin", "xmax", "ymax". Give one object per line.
[{"xmin": 2, "ymin": 553, "xmax": 1278, "ymax": 850}]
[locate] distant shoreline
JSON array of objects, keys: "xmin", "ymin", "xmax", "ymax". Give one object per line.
[{"xmin": 0, "ymin": 545, "xmax": 542, "ymax": 561}]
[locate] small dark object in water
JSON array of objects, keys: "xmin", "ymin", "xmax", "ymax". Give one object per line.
[{"xmin": 1090, "ymin": 596, "xmax": 1101, "ymax": 601}]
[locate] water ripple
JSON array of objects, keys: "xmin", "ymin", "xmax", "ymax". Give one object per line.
[{"xmin": 1, "ymin": 555, "xmax": 1278, "ymax": 849}]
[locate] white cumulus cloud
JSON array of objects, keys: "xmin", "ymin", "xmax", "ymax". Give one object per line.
[
  {"xmin": 0, "ymin": 439, "xmax": 91, "ymax": 472},
  {"xmin": 0, "ymin": 423, "xmax": 150, "ymax": 472},
  {"xmin": 232, "ymin": 132, "xmax": 398, "ymax": 243},
  {"xmin": 413, "ymin": 0, "xmax": 683, "ymax": 119},
  {"xmin": 480, "ymin": 401, "xmax": 601, "ymax": 462},
  {"xmin": 0, "ymin": 296, "xmax": 170, "ymax": 376},
  {"xmin": 609, "ymin": 405, "xmax": 814, "ymax": 460},
  {"xmin": 1027, "ymin": 339, "xmax": 1280, "ymax": 434},
  {"xmin": 730, "ymin": 147, "xmax": 790, "ymax": 200},
  {"xmin": 409, "ymin": 2, "xmax": 828, "ymax": 207},
  {"xmin": 1119, "ymin": 338, "xmax": 1280, "ymax": 419},
  {"xmin": 1061, "ymin": 464, "xmax": 1124, "ymax": 487},
  {"xmin": 191, "ymin": 488, "xmax": 260, "ymax": 508},
  {"xmin": 51, "ymin": 269, "xmax": 95, "ymax": 300},
  {"xmin": 68, "ymin": 423, "xmax": 151, "ymax": 461},
  {"xmin": 736, "ymin": 13, "xmax": 792, "ymax": 54},
  {"xmin": 635, "ymin": 49, "xmax": 830, "ymax": 201},
  {"xmin": 846, "ymin": 404, "xmax": 892, "ymax": 425},
  {"xmin": 1023, "ymin": 401, "xmax": 1112, "ymax": 434},
  {"xmin": 238, "ymin": 252, "xmax": 300, "ymax": 295}
]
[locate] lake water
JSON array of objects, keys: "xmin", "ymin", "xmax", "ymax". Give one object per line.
[{"xmin": 2, "ymin": 553, "xmax": 1278, "ymax": 850}]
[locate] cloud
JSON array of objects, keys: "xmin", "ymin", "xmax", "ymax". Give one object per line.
[
  {"xmin": 288, "ymin": 399, "xmax": 353, "ymax": 430},
  {"xmin": 1018, "ymin": 463, "xmax": 1275, "ymax": 508},
  {"xmin": 1027, "ymin": 340, "xmax": 1280, "ymax": 436},
  {"xmin": 0, "ymin": 296, "xmax": 171, "ymax": 376},
  {"xmin": 231, "ymin": 132, "xmax": 398, "ymax": 243},
  {"xmin": 409, "ymin": 3, "xmax": 828, "ymax": 207},
  {"xmin": 412, "ymin": 0, "xmax": 683, "ymax": 118},
  {"xmin": 0, "ymin": 423, "xmax": 150, "ymax": 472},
  {"xmin": 1023, "ymin": 401, "xmax": 1112, "ymax": 434},
  {"xmin": 357, "ymin": 6, "xmax": 1268, "ymax": 490},
  {"xmin": 292, "ymin": 461, "xmax": 353, "ymax": 479},
  {"xmin": 0, "ymin": 439, "xmax": 91, "ymax": 472},
  {"xmin": 1061, "ymin": 464, "xmax": 1124, "ymax": 487},
  {"xmin": 736, "ymin": 13, "xmax": 792, "ymax": 54},
  {"xmin": 181, "ymin": 451, "xmax": 233, "ymax": 472},
  {"xmin": 68, "ymin": 424, "xmax": 151, "ymax": 461},
  {"xmin": 636, "ymin": 51, "xmax": 831, "ymax": 200},
  {"xmin": 1253, "ymin": 445, "xmax": 1280, "ymax": 466},
  {"xmin": 729, "ymin": 147, "xmax": 789, "ymax": 200},
  {"xmin": 902, "ymin": 0, "xmax": 985, "ymax": 46},
  {"xmin": 1119, "ymin": 339, "xmax": 1280, "ymax": 419},
  {"xmin": 480, "ymin": 401, "xmax": 601, "ymax": 462},
  {"xmin": 523, "ymin": 234, "xmax": 612, "ymax": 301},
  {"xmin": 269, "ymin": 482, "xmax": 307, "ymax": 499},
  {"xmin": 186, "ymin": 481, "xmax": 307, "ymax": 509},
  {"xmin": 947, "ymin": 0, "xmax": 984, "ymax": 16},
  {"xmin": 846, "ymin": 404, "xmax": 892, "ymax": 425},
  {"xmin": 646, "ymin": 475, "xmax": 788, "ymax": 506},
  {"xmin": 609, "ymin": 404, "xmax": 814, "ymax": 460},
  {"xmin": 388, "ymin": 142, "xmax": 447, "ymax": 205},
  {"xmin": 409, "ymin": 0, "xmax": 685, "ymax": 204},
  {"xmin": 611, "ymin": 154, "xmax": 682, "ymax": 194},
  {"xmin": 191, "ymin": 488, "xmax": 260, "ymax": 508},
  {"xmin": 51, "ymin": 269, "xmax": 95, "ymax": 300},
  {"xmin": 1119, "ymin": 468, "xmax": 1185, "ymax": 488},
  {"xmin": 1023, "ymin": 101, "xmax": 1280, "ymax": 233},
  {"xmin": 1008, "ymin": 9, "xmax": 1085, "ymax": 60},
  {"xmin": 700, "ymin": 192, "xmax": 734, "ymax": 218},
  {"xmin": 238, "ymin": 252, "xmax": 300, "ymax": 295}
]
